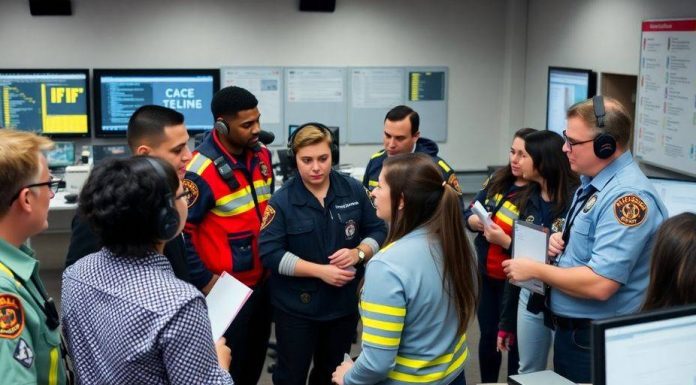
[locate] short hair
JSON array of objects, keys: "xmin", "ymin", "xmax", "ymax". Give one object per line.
[
  {"xmin": 643, "ymin": 212, "xmax": 696, "ymax": 311},
  {"xmin": 290, "ymin": 124, "xmax": 333, "ymax": 154},
  {"xmin": 385, "ymin": 105, "xmax": 419, "ymax": 135},
  {"xmin": 0, "ymin": 130, "xmax": 53, "ymax": 216},
  {"xmin": 126, "ymin": 105, "xmax": 184, "ymax": 151},
  {"xmin": 566, "ymin": 96, "xmax": 632, "ymax": 149},
  {"xmin": 78, "ymin": 156, "xmax": 179, "ymax": 257},
  {"xmin": 211, "ymin": 86, "xmax": 258, "ymax": 119}
]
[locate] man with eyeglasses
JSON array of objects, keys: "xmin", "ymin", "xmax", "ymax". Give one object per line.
[
  {"xmin": 65, "ymin": 105, "xmax": 193, "ymax": 283},
  {"xmin": 0, "ymin": 129, "xmax": 70, "ymax": 384},
  {"xmin": 502, "ymin": 96, "xmax": 667, "ymax": 383}
]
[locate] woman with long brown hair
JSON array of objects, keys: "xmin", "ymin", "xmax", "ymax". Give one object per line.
[{"xmin": 332, "ymin": 153, "xmax": 478, "ymax": 385}]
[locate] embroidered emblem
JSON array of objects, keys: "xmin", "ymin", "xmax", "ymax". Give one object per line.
[
  {"xmin": 365, "ymin": 187, "xmax": 375, "ymax": 209},
  {"xmin": 447, "ymin": 174, "xmax": 463, "ymax": 194},
  {"xmin": 300, "ymin": 293, "xmax": 311, "ymax": 304},
  {"xmin": 260, "ymin": 205, "xmax": 276, "ymax": 231},
  {"xmin": 345, "ymin": 219, "xmax": 357, "ymax": 240},
  {"xmin": 260, "ymin": 162, "xmax": 269, "ymax": 178},
  {"xmin": 583, "ymin": 193, "xmax": 598, "ymax": 213},
  {"xmin": 526, "ymin": 215, "xmax": 535, "ymax": 223},
  {"xmin": 13, "ymin": 338, "xmax": 34, "ymax": 368},
  {"xmin": 182, "ymin": 179, "xmax": 199, "ymax": 209},
  {"xmin": 0, "ymin": 294, "xmax": 24, "ymax": 339},
  {"xmin": 482, "ymin": 176, "xmax": 490, "ymax": 189},
  {"xmin": 551, "ymin": 218, "xmax": 566, "ymax": 233},
  {"xmin": 614, "ymin": 195, "xmax": 648, "ymax": 226}
]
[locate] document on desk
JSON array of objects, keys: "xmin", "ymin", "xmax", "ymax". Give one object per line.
[
  {"xmin": 511, "ymin": 220, "xmax": 548, "ymax": 295},
  {"xmin": 206, "ymin": 271, "xmax": 253, "ymax": 340}
]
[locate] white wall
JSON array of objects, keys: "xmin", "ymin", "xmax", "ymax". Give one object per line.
[
  {"xmin": 0, "ymin": 0, "xmax": 526, "ymax": 171},
  {"xmin": 523, "ymin": 0, "xmax": 696, "ymax": 131}
]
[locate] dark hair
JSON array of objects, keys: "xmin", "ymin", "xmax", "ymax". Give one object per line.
[
  {"xmin": 78, "ymin": 156, "xmax": 180, "ymax": 257},
  {"xmin": 382, "ymin": 153, "xmax": 478, "ymax": 336},
  {"xmin": 643, "ymin": 212, "xmax": 696, "ymax": 311},
  {"xmin": 211, "ymin": 86, "xmax": 258, "ymax": 119},
  {"xmin": 385, "ymin": 105, "xmax": 419, "ymax": 135},
  {"xmin": 126, "ymin": 105, "xmax": 184, "ymax": 151},
  {"xmin": 522, "ymin": 130, "xmax": 579, "ymax": 216},
  {"xmin": 486, "ymin": 127, "xmax": 537, "ymax": 203},
  {"xmin": 567, "ymin": 96, "xmax": 632, "ymax": 149}
]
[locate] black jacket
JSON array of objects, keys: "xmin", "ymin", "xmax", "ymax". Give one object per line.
[{"xmin": 65, "ymin": 214, "xmax": 191, "ymax": 283}]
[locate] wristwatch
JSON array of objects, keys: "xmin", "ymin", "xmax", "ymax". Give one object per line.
[{"xmin": 356, "ymin": 248, "xmax": 366, "ymax": 263}]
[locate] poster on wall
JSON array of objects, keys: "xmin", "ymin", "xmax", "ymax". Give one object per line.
[{"xmin": 635, "ymin": 19, "xmax": 696, "ymax": 177}]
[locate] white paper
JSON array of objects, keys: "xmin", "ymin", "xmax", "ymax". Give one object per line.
[
  {"xmin": 222, "ymin": 68, "xmax": 282, "ymax": 124},
  {"xmin": 472, "ymin": 201, "xmax": 493, "ymax": 227},
  {"xmin": 205, "ymin": 271, "xmax": 253, "ymax": 340},
  {"xmin": 511, "ymin": 220, "xmax": 548, "ymax": 295}
]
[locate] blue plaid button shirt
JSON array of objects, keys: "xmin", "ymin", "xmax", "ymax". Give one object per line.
[{"xmin": 61, "ymin": 248, "xmax": 232, "ymax": 384}]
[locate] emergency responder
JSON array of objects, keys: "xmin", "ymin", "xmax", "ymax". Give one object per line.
[{"xmin": 183, "ymin": 86, "xmax": 273, "ymax": 385}]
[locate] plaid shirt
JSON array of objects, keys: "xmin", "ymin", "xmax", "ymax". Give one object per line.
[{"xmin": 61, "ymin": 248, "xmax": 232, "ymax": 385}]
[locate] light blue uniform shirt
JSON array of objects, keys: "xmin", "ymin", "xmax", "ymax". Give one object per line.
[
  {"xmin": 551, "ymin": 152, "xmax": 668, "ymax": 318},
  {"xmin": 344, "ymin": 228, "xmax": 467, "ymax": 385}
]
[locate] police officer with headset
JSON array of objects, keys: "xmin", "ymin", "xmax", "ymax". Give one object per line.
[{"xmin": 503, "ymin": 96, "xmax": 667, "ymax": 383}]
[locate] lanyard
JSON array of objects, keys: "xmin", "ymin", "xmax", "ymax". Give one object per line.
[{"xmin": 561, "ymin": 185, "xmax": 597, "ymax": 245}]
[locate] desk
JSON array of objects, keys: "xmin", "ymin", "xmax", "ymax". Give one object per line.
[{"xmin": 29, "ymin": 192, "xmax": 78, "ymax": 270}]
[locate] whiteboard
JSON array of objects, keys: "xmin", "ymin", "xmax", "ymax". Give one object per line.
[{"xmin": 634, "ymin": 19, "xmax": 696, "ymax": 177}]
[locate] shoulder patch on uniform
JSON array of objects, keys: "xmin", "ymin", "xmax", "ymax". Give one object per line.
[
  {"xmin": 614, "ymin": 194, "xmax": 648, "ymax": 226},
  {"xmin": 0, "ymin": 294, "xmax": 24, "ymax": 339},
  {"xmin": 260, "ymin": 205, "xmax": 276, "ymax": 231},
  {"xmin": 182, "ymin": 179, "xmax": 199, "ymax": 209},
  {"xmin": 13, "ymin": 338, "xmax": 34, "ymax": 368},
  {"xmin": 482, "ymin": 176, "xmax": 490, "ymax": 189},
  {"xmin": 447, "ymin": 174, "xmax": 462, "ymax": 195}
]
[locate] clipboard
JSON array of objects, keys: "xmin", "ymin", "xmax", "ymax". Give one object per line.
[{"xmin": 511, "ymin": 220, "xmax": 548, "ymax": 295}]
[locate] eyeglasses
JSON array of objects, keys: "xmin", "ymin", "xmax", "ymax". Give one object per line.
[
  {"xmin": 8, "ymin": 176, "xmax": 62, "ymax": 206},
  {"xmin": 175, "ymin": 188, "xmax": 192, "ymax": 201},
  {"xmin": 562, "ymin": 130, "xmax": 595, "ymax": 152}
]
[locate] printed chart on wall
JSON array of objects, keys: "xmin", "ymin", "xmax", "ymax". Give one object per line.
[{"xmin": 635, "ymin": 19, "xmax": 696, "ymax": 177}]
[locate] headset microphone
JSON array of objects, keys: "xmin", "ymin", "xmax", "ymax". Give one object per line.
[{"xmin": 259, "ymin": 130, "xmax": 275, "ymax": 145}]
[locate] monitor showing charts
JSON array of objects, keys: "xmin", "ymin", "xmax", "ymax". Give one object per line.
[
  {"xmin": 0, "ymin": 69, "xmax": 90, "ymax": 137},
  {"xmin": 546, "ymin": 67, "xmax": 597, "ymax": 135},
  {"xmin": 45, "ymin": 141, "xmax": 75, "ymax": 168},
  {"xmin": 648, "ymin": 177, "xmax": 696, "ymax": 216},
  {"xmin": 592, "ymin": 304, "xmax": 696, "ymax": 385},
  {"xmin": 93, "ymin": 69, "xmax": 220, "ymax": 137}
]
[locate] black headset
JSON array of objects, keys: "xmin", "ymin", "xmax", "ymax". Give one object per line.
[
  {"xmin": 592, "ymin": 95, "xmax": 617, "ymax": 159},
  {"xmin": 287, "ymin": 122, "xmax": 339, "ymax": 167},
  {"xmin": 214, "ymin": 118, "xmax": 230, "ymax": 136},
  {"xmin": 144, "ymin": 157, "xmax": 180, "ymax": 241}
]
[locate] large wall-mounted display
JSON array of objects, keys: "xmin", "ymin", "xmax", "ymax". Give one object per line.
[
  {"xmin": 635, "ymin": 19, "xmax": 696, "ymax": 177},
  {"xmin": 0, "ymin": 69, "xmax": 90, "ymax": 137},
  {"xmin": 93, "ymin": 69, "xmax": 220, "ymax": 138}
]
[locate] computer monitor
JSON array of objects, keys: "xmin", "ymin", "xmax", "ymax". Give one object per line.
[
  {"xmin": 93, "ymin": 69, "xmax": 220, "ymax": 138},
  {"xmin": 92, "ymin": 144, "xmax": 131, "ymax": 166},
  {"xmin": 592, "ymin": 304, "xmax": 696, "ymax": 385},
  {"xmin": 288, "ymin": 124, "xmax": 340, "ymax": 164},
  {"xmin": 546, "ymin": 66, "xmax": 597, "ymax": 135},
  {"xmin": 0, "ymin": 69, "xmax": 90, "ymax": 137},
  {"xmin": 648, "ymin": 177, "xmax": 696, "ymax": 216},
  {"xmin": 46, "ymin": 141, "xmax": 75, "ymax": 168}
]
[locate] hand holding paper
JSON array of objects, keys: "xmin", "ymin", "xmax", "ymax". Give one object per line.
[
  {"xmin": 472, "ymin": 201, "xmax": 493, "ymax": 228},
  {"xmin": 206, "ymin": 272, "xmax": 253, "ymax": 341}
]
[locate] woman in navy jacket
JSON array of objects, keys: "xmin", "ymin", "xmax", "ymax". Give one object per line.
[{"xmin": 260, "ymin": 123, "xmax": 386, "ymax": 385}]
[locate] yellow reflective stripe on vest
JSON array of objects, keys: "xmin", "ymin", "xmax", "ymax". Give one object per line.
[
  {"xmin": 360, "ymin": 301, "xmax": 406, "ymax": 317},
  {"xmin": 254, "ymin": 179, "xmax": 272, "ymax": 203},
  {"xmin": 362, "ymin": 316, "xmax": 404, "ymax": 332},
  {"xmin": 186, "ymin": 153, "xmax": 212, "ymax": 175},
  {"xmin": 371, "ymin": 150, "xmax": 385, "ymax": 159},
  {"xmin": 211, "ymin": 186, "xmax": 256, "ymax": 217},
  {"xmin": 368, "ymin": 180, "xmax": 379, "ymax": 187},
  {"xmin": 394, "ymin": 334, "xmax": 467, "ymax": 369},
  {"xmin": 388, "ymin": 340, "xmax": 468, "ymax": 383},
  {"xmin": 49, "ymin": 347, "xmax": 59, "ymax": 385},
  {"xmin": 362, "ymin": 332, "xmax": 400, "ymax": 347},
  {"xmin": 437, "ymin": 160, "xmax": 451, "ymax": 173}
]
